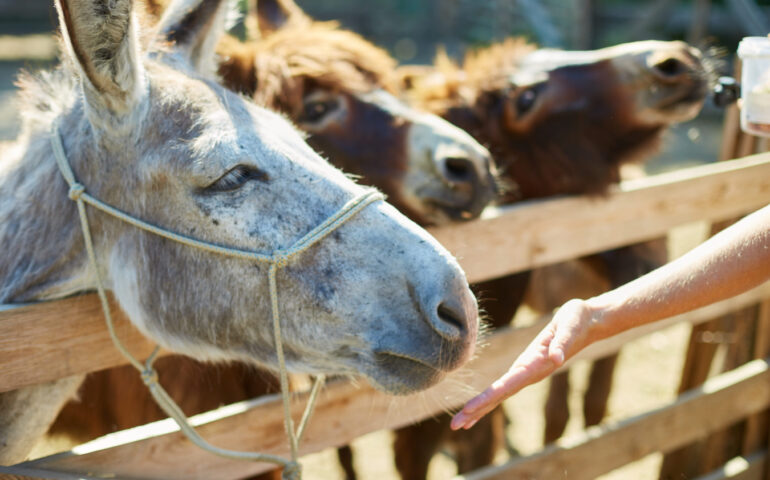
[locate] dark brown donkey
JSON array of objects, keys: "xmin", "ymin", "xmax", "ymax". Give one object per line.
[
  {"xmin": 46, "ymin": 0, "xmax": 495, "ymax": 478},
  {"xmin": 216, "ymin": 2, "xmax": 497, "ymax": 226},
  {"xmin": 394, "ymin": 38, "xmax": 712, "ymax": 478}
]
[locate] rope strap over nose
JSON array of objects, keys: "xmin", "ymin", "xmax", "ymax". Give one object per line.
[{"xmin": 50, "ymin": 122, "xmax": 383, "ymax": 479}]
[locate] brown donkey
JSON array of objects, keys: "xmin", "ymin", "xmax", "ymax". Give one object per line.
[
  {"xmin": 45, "ymin": 0, "xmax": 494, "ymax": 477},
  {"xmin": 2, "ymin": 0, "xmax": 480, "ymax": 468},
  {"xmin": 394, "ymin": 38, "xmax": 712, "ymax": 478},
  {"xmin": 218, "ymin": 0, "xmax": 498, "ymax": 226}
]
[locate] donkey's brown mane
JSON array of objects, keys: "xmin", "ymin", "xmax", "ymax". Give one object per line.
[
  {"xmin": 457, "ymin": 37, "xmax": 539, "ymax": 97},
  {"xmin": 217, "ymin": 21, "xmax": 397, "ymax": 115},
  {"xmin": 406, "ymin": 38, "xmax": 537, "ymax": 113}
]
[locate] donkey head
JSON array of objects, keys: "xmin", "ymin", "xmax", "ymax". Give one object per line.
[
  {"xmin": 214, "ymin": 0, "xmax": 497, "ymax": 226},
  {"xmin": 37, "ymin": 0, "xmax": 478, "ymax": 394},
  {"xmin": 408, "ymin": 40, "xmax": 709, "ymax": 201},
  {"xmin": 483, "ymin": 40, "xmax": 708, "ymax": 200}
]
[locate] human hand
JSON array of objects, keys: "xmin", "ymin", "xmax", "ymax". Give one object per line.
[{"xmin": 451, "ymin": 298, "xmax": 599, "ymax": 430}]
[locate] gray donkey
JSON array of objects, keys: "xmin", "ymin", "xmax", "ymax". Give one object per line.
[{"xmin": 0, "ymin": 0, "xmax": 478, "ymax": 464}]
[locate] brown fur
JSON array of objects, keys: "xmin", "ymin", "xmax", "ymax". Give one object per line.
[
  {"xmin": 216, "ymin": 17, "xmax": 495, "ymax": 224},
  {"xmin": 218, "ymin": 24, "xmax": 397, "ymax": 112},
  {"xmin": 408, "ymin": 41, "xmax": 674, "ymax": 201}
]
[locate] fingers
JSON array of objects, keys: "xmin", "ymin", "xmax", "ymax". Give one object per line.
[
  {"xmin": 451, "ymin": 353, "xmax": 560, "ymax": 430},
  {"xmin": 450, "ymin": 317, "xmax": 571, "ymax": 430},
  {"xmin": 450, "ymin": 387, "xmax": 497, "ymax": 430},
  {"xmin": 548, "ymin": 299, "xmax": 591, "ymax": 365},
  {"xmin": 548, "ymin": 342, "xmax": 566, "ymax": 366}
]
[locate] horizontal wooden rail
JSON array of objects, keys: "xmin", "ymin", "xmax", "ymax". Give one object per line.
[
  {"xmin": 458, "ymin": 359, "xmax": 770, "ymax": 480},
  {"xmin": 0, "ymin": 296, "xmax": 158, "ymax": 393},
  {"xmin": 21, "ymin": 281, "xmax": 770, "ymax": 479},
  {"xmin": 0, "ymin": 34, "xmax": 57, "ymax": 61},
  {"xmin": 3, "ymin": 155, "xmax": 770, "ymax": 392},
  {"xmin": 694, "ymin": 452, "xmax": 766, "ymax": 480},
  {"xmin": 429, "ymin": 152, "xmax": 770, "ymax": 283}
]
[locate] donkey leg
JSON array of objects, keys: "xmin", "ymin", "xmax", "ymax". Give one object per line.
[
  {"xmin": 543, "ymin": 371, "xmax": 570, "ymax": 444},
  {"xmin": 583, "ymin": 354, "xmax": 618, "ymax": 427},
  {"xmin": 452, "ymin": 406, "xmax": 506, "ymax": 473},
  {"xmin": 0, "ymin": 375, "xmax": 83, "ymax": 464},
  {"xmin": 473, "ymin": 271, "xmax": 531, "ymax": 329},
  {"xmin": 393, "ymin": 417, "xmax": 450, "ymax": 480},
  {"xmin": 336, "ymin": 445, "xmax": 356, "ymax": 480}
]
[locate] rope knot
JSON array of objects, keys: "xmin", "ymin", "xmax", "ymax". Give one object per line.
[
  {"xmin": 273, "ymin": 251, "xmax": 290, "ymax": 269},
  {"xmin": 68, "ymin": 183, "xmax": 85, "ymax": 201},
  {"xmin": 140, "ymin": 368, "xmax": 159, "ymax": 387},
  {"xmin": 281, "ymin": 461, "xmax": 301, "ymax": 480}
]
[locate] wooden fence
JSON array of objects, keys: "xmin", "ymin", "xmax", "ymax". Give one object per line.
[{"xmin": 3, "ymin": 152, "xmax": 770, "ymax": 479}]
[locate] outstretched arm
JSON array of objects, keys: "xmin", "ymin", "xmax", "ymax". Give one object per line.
[{"xmin": 452, "ymin": 203, "xmax": 770, "ymax": 430}]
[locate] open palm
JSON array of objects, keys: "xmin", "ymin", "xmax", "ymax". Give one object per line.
[{"xmin": 451, "ymin": 299, "xmax": 599, "ymax": 430}]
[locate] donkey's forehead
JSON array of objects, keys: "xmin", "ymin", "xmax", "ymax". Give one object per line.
[
  {"xmin": 146, "ymin": 63, "xmax": 323, "ymax": 173},
  {"xmin": 518, "ymin": 41, "xmax": 691, "ymax": 72},
  {"xmin": 517, "ymin": 49, "xmax": 605, "ymax": 73}
]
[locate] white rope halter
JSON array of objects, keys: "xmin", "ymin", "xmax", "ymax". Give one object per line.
[{"xmin": 50, "ymin": 122, "xmax": 384, "ymax": 479}]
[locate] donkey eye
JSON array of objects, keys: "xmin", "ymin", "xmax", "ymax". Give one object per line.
[
  {"xmin": 301, "ymin": 97, "xmax": 339, "ymax": 124},
  {"xmin": 207, "ymin": 165, "xmax": 267, "ymax": 192},
  {"xmin": 515, "ymin": 88, "xmax": 538, "ymax": 116}
]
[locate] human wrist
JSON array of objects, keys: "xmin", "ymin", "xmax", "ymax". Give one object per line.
[{"xmin": 583, "ymin": 294, "xmax": 622, "ymax": 341}]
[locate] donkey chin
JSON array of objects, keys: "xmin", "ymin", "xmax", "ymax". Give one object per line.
[{"xmin": 360, "ymin": 336, "xmax": 477, "ymax": 395}]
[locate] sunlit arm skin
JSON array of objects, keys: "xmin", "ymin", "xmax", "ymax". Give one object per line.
[{"xmin": 452, "ymin": 203, "xmax": 770, "ymax": 430}]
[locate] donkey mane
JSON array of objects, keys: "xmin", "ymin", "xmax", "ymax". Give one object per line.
[
  {"xmin": 407, "ymin": 38, "xmax": 537, "ymax": 112},
  {"xmin": 217, "ymin": 21, "xmax": 397, "ymax": 113},
  {"xmin": 458, "ymin": 38, "xmax": 538, "ymax": 94},
  {"xmin": 13, "ymin": 67, "xmax": 78, "ymax": 141}
]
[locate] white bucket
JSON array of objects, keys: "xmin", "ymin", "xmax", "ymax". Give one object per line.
[{"xmin": 738, "ymin": 36, "xmax": 770, "ymax": 137}]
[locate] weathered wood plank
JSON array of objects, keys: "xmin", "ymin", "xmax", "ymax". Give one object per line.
[
  {"xmin": 0, "ymin": 465, "xmax": 104, "ymax": 480},
  {"xmin": 0, "ymin": 35, "xmax": 57, "ymax": 61},
  {"xmin": 742, "ymin": 301, "xmax": 770, "ymax": 455},
  {"xmin": 458, "ymin": 359, "xmax": 770, "ymax": 480},
  {"xmin": 0, "ymin": 295, "xmax": 159, "ymax": 393},
  {"xmin": 429, "ymin": 153, "xmax": 770, "ymax": 283},
  {"xmin": 694, "ymin": 452, "xmax": 766, "ymax": 480},
  {"xmin": 3, "ymin": 155, "xmax": 770, "ymax": 392},
  {"xmin": 20, "ymin": 281, "xmax": 770, "ymax": 479}
]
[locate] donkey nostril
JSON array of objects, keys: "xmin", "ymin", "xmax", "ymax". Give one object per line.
[
  {"xmin": 654, "ymin": 57, "xmax": 687, "ymax": 78},
  {"xmin": 437, "ymin": 301, "xmax": 466, "ymax": 334},
  {"xmin": 442, "ymin": 157, "xmax": 475, "ymax": 183}
]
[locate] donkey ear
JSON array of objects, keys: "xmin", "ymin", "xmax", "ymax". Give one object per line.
[
  {"xmin": 56, "ymin": 0, "xmax": 145, "ymax": 120},
  {"xmin": 255, "ymin": 0, "xmax": 309, "ymax": 34},
  {"xmin": 157, "ymin": 0, "xmax": 234, "ymax": 76}
]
